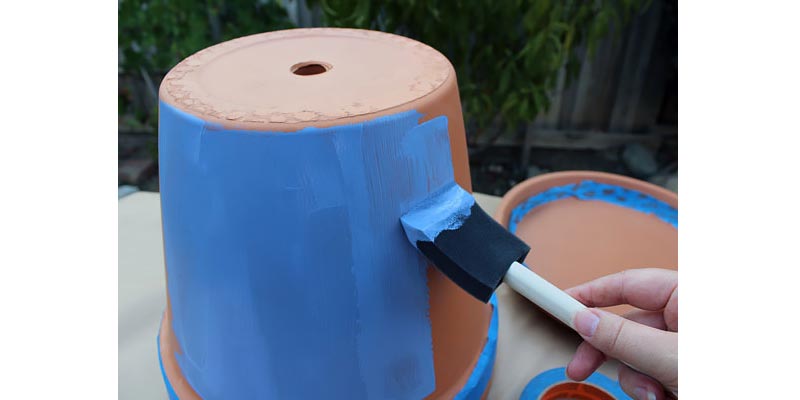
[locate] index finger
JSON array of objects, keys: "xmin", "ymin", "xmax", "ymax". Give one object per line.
[{"xmin": 566, "ymin": 268, "xmax": 677, "ymax": 310}]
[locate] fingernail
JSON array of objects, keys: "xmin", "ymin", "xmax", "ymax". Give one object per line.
[
  {"xmin": 634, "ymin": 388, "xmax": 656, "ymax": 400},
  {"xmin": 574, "ymin": 309, "xmax": 599, "ymax": 338}
]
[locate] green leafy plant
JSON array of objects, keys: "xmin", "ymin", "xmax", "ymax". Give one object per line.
[
  {"xmin": 118, "ymin": 0, "xmax": 296, "ymax": 133},
  {"xmin": 312, "ymin": 0, "xmax": 644, "ymax": 141},
  {"xmin": 119, "ymin": 0, "xmax": 295, "ymax": 75}
]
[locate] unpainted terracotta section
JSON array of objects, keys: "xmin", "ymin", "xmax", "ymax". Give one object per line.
[
  {"xmin": 401, "ymin": 50, "xmax": 483, "ymax": 399},
  {"xmin": 160, "ymin": 296, "xmax": 200, "ymax": 399},
  {"xmin": 159, "ymin": 28, "xmax": 451, "ymax": 131}
]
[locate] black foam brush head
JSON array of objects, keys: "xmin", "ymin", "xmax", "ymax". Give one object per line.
[{"xmin": 411, "ymin": 203, "xmax": 530, "ymax": 302}]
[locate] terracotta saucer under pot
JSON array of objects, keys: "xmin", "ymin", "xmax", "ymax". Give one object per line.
[{"xmin": 494, "ymin": 171, "xmax": 678, "ymax": 315}]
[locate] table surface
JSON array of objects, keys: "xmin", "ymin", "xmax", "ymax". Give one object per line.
[{"xmin": 119, "ymin": 191, "xmax": 621, "ymax": 400}]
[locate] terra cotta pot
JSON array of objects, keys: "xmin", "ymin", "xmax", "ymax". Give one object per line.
[{"xmin": 158, "ymin": 28, "xmax": 492, "ymax": 399}]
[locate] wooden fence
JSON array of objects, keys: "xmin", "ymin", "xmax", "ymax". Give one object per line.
[{"xmin": 279, "ymin": 0, "xmax": 678, "ymax": 163}]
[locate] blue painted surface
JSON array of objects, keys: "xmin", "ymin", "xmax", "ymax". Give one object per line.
[
  {"xmin": 453, "ymin": 294, "xmax": 498, "ymax": 400},
  {"xmin": 400, "ymin": 183, "xmax": 475, "ymax": 245},
  {"xmin": 519, "ymin": 367, "xmax": 632, "ymax": 399},
  {"xmin": 158, "ymin": 102, "xmax": 462, "ymax": 399},
  {"xmin": 159, "ymin": 295, "xmax": 500, "ymax": 400},
  {"xmin": 509, "ymin": 180, "xmax": 678, "ymax": 234}
]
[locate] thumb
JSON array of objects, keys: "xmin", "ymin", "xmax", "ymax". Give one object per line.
[{"xmin": 574, "ymin": 308, "xmax": 678, "ymax": 388}]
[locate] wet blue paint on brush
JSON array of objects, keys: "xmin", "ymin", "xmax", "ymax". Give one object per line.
[
  {"xmin": 509, "ymin": 180, "xmax": 678, "ymax": 233},
  {"xmin": 159, "ymin": 102, "xmax": 455, "ymax": 399},
  {"xmin": 400, "ymin": 183, "xmax": 475, "ymax": 245},
  {"xmin": 401, "ymin": 184, "xmax": 530, "ymax": 303}
]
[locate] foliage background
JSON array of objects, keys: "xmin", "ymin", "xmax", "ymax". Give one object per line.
[
  {"xmin": 310, "ymin": 0, "xmax": 645, "ymax": 140},
  {"xmin": 118, "ymin": 0, "xmax": 676, "ymax": 195},
  {"xmin": 119, "ymin": 0, "xmax": 642, "ymax": 137}
]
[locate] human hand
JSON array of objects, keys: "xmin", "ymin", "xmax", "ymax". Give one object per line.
[{"xmin": 566, "ymin": 268, "xmax": 678, "ymax": 400}]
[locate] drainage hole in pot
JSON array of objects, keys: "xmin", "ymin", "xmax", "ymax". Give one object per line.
[{"xmin": 291, "ymin": 62, "xmax": 330, "ymax": 76}]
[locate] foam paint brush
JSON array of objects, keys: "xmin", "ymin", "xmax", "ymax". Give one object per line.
[
  {"xmin": 401, "ymin": 183, "xmax": 672, "ymax": 395},
  {"xmin": 400, "ymin": 183, "xmax": 587, "ymax": 330}
]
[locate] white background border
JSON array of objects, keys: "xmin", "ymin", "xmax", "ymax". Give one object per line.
[{"xmin": 1, "ymin": 1, "xmax": 799, "ymax": 398}]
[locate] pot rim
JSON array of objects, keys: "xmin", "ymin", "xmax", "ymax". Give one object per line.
[{"xmin": 494, "ymin": 170, "xmax": 678, "ymax": 227}]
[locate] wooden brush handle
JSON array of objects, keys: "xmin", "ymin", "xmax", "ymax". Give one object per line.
[
  {"xmin": 503, "ymin": 261, "xmax": 587, "ymax": 330},
  {"xmin": 505, "ymin": 263, "xmax": 678, "ymax": 398}
]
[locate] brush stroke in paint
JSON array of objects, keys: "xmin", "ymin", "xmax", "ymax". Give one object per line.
[
  {"xmin": 400, "ymin": 183, "xmax": 475, "ymax": 245},
  {"xmin": 509, "ymin": 180, "xmax": 678, "ymax": 233},
  {"xmin": 159, "ymin": 102, "xmax": 457, "ymax": 399}
]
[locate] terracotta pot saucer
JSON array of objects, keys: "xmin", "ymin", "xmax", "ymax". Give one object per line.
[{"xmin": 494, "ymin": 171, "xmax": 678, "ymax": 315}]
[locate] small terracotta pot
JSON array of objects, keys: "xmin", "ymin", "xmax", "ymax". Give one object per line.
[{"xmin": 494, "ymin": 171, "xmax": 678, "ymax": 315}]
